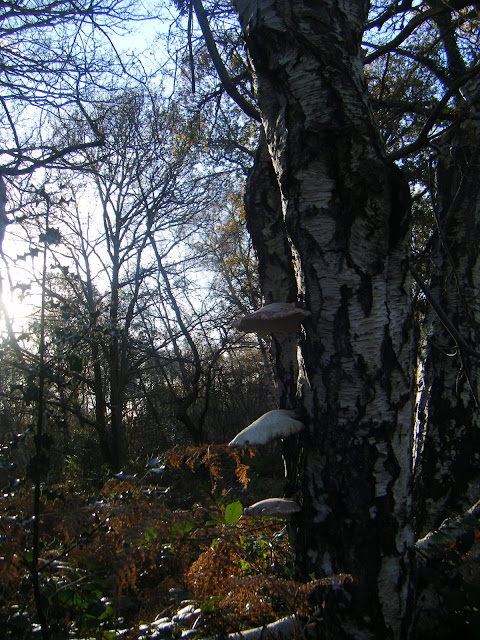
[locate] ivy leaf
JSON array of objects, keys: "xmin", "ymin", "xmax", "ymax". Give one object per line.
[
  {"xmin": 13, "ymin": 283, "xmax": 31, "ymax": 293},
  {"xmin": 23, "ymin": 384, "xmax": 40, "ymax": 404},
  {"xmin": 23, "ymin": 550, "xmax": 34, "ymax": 565},
  {"xmin": 67, "ymin": 354, "xmax": 83, "ymax": 373}
]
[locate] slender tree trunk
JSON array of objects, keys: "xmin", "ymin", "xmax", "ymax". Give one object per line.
[
  {"xmin": 109, "ymin": 369, "xmax": 126, "ymax": 471},
  {"xmin": 413, "ymin": 79, "xmax": 480, "ymax": 537},
  {"xmin": 90, "ymin": 338, "xmax": 114, "ymax": 466},
  {"xmin": 84, "ymin": 282, "xmax": 113, "ymax": 467},
  {"xmin": 235, "ymin": 1, "xmax": 415, "ymax": 637},
  {"xmin": 109, "ymin": 258, "xmax": 126, "ymax": 471}
]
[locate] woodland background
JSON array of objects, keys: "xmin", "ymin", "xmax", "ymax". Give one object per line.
[{"xmin": 0, "ymin": 1, "xmax": 480, "ymax": 638}]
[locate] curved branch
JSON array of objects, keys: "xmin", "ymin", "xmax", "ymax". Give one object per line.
[
  {"xmin": 1, "ymin": 136, "xmax": 106, "ymax": 176},
  {"xmin": 191, "ymin": 0, "xmax": 261, "ymax": 122},
  {"xmin": 388, "ymin": 65, "xmax": 480, "ymax": 160},
  {"xmin": 372, "ymin": 97, "xmax": 456, "ymax": 120},
  {"xmin": 0, "ymin": 97, "xmax": 21, "ymax": 165},
  {"xmin": 392, "ymin": 46, "xmax": 451, "ymax": 87},
  {"xmin": 409, "ymin": 261, "xmax": 480, "ymax": 359},
  {"xmin": 388, "ymin": 85, "xmax": 457, "ymax": 160},
  {"xmin": 366, "ymin": 1, "xmax": 416, "ymax": 31},
  {"xmin": 364, "ymin": 7, "xmax": 444, "ymax": 65}
]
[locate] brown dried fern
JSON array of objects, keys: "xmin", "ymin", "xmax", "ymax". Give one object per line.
[
  {"xmin": 165, "ymin": 444, "xmax": 255, "ymax": 491},
  {"xmin": 187, "ymin": 539, "xmax": 242, "ymax": 599}
]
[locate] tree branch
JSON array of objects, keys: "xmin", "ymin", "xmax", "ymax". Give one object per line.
[
  {"xmin": 364, "ymin": 7, "xmax": 444, "ymax": 65},
  {"xmin": 388, "ymin": 64, "xmax": 480, "ymax": 160},
  {"xmin": 0, "ymin": 136, "xmax": 106, "ymax": 176},
  {"xmin": 416, "ymin": 498, "xmax": 480, "ymax": 559},
  {"xmin": 191, "ymin": 0, "xmax": 261, "ymax": 122},
  {"xmin": 388, "ymin": 85, "xmax": 457, "ymax": 160},
  {"xmin": 409, "ymin": 261, "xmax": 480, "ymax": 359}
]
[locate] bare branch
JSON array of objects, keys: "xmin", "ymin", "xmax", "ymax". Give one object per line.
[
  {"xmin": 409, "ymin": 261, "xmax": 480, "ymax": 359},
  {"xmin": 364, "ymin": 7, "xmax": 444, "ymax": 65},
  {"xmin": 191, "ymin": 0, "xmax": 261, "ymax": 122}
]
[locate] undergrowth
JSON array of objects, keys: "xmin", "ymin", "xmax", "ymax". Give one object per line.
[
  {"xmin": 0, "ymin": 444, "xmax": 328, "ymax": 638},
  {"xmin": 3, "ymin": 442, "xmax": 480, "ymax": 638}
]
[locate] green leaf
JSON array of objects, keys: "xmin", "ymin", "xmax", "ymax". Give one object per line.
[
  {"xmin": 98, "ymin": 605, "xmax": 114, "ymax": 621},
  {"xmin": 224, "ymin": 501, "xmax": 243, "ymax": 525},
  {"xmin": 26, "ymin": 451, "xmax": 50, "ymax": 483},
  {"xmin": 200, "ymin": 596, "xmax": 222, "ymax": 613},
  {"xmin": 23, "ymin": 550, "xmax": 33, "ymax": 564}
]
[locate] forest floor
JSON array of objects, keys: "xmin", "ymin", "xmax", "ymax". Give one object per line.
[
  {"xmin": 0, "ymin": 444, "xmax": 326, "ymax": 639},
  {"xmin": 1, "ymin": 443, "xmax": 480, "ymax": 639}
]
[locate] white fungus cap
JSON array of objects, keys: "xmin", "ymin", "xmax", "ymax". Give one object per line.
[
  {"xmin": 234, "ymin": 303, "xmax": 310, "ymax": 335},
  {"xmin": 228, "ymin": 409, "xmax": 305, "ymax": 447},
  {"xmin": 244, "ymin": 498, "xmax": 301, "ymax": 517}
]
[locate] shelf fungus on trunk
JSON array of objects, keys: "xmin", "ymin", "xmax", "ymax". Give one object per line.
[
  {"xmin": 244, "ymin": 498, "xmax": 301, "ymax": 518},
  {"xmin": 234, "ymin": 302, "xmax": 310, "ymax": 335},
  {"xmin": 228, "ymin": 409, "xmax": 305, "ymax": 446}
]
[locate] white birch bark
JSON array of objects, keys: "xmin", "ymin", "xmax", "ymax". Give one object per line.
[{"xmin": 234, "ymin": 1, "xmax": 415, "ymax": 637}]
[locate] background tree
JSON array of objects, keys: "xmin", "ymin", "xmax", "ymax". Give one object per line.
[
  {"xmin": 44, "ymin": 87, "xmax": 226, "ymax": 469},
  {"xmin": 0, "ymin": 1, "xmax": 153, "ymax": 447},
  {"xmin": 2, "ymin": 83, "xmax": 267, "ymax": 471},
  {"xmin": 0, "ymin": 0, "xmax": 144, "ymax": 178}
]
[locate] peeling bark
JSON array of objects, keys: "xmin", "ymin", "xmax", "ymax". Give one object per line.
[{"xmin": 234, "ymin": 1, "xmax": 415, "ymax": 637}]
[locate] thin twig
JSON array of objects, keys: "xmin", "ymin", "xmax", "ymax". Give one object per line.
[{"xmin": 409, "ymin": 261, "xmax": 480, "ymax": 359}]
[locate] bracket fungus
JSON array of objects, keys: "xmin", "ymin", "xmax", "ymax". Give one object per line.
[
  {"xmin": 234, "ymin": 302, "xmax": 310, "ymax": 335},
  {"xmin": 244, "ymin": 498, "xmax": 301, "ymax": 518},
  {"xmin": 228, "ymin": 409, "xmax": 305, "ymax": 447}
]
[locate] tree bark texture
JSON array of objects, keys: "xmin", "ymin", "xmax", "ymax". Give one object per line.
[
  {"xmin": 413, "ymin": 78, "xmax": 480, "ymax": 538},
  {"xmin": 245, "ymin": 133, "xmax": 299, "ymax": 412},
  {"xmin": 235, "ymin": 1, "xmax": 414, "ymax": 637}
]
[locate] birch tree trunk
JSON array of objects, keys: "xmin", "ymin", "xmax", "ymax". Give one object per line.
[
  {"xmin": 413, "ymin": 78, "xmax": 480, "ymax": 537},
  {"xmin": 234, "ymin": 1, "xmax": 415, "ymax": 637}
]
